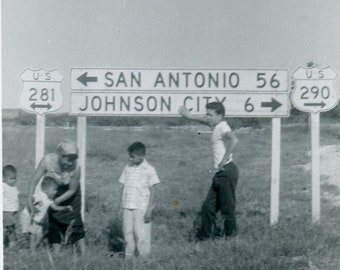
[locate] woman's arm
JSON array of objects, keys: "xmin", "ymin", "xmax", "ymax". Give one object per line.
[
  {"xmin": 50, "ymin": 202, "xmax": 72, "ymax": 212},
  {"xmin": 54, "ymin": 166, "xmax": 81, "ymax": 205},
  {"xmin": 27, "ymin": 158, "xmax": 47, "ymax": 213}
]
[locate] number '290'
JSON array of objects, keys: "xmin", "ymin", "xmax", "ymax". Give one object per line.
[{"xmin": 300, "ymin": 86, "xmax": 330, "ymax": 100}]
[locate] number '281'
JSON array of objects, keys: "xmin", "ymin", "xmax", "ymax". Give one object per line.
[{"xmin": 29, "ymin": 88, "xmax": 55, "ymax": 101}]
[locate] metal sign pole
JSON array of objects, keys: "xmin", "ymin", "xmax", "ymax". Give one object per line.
[
  {"xmin": 77, "ymin": 116, "xmax": 87, "ymax": 221},
  {"xmin": 270, "ymin": 118, "xmax": 281, "ymax": 225},
  {"xmin": 311, "ymin": 112, "xmax": 320, "ymax": 223},
  {"xmin": 35, "ymin": 114, "xmax": 45, "ymax": 167}
]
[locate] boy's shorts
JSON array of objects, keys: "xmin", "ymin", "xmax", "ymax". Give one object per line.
[{"xmin": 3, "ymin": 211, "xmax": 17, "ymax": 227}]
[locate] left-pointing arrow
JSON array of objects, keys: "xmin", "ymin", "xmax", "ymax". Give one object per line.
[
  {"xmin": 31, "ymin": 103, "xmax": 52, "ymax": 110},
  {"xmin": 77, "ymin": 72, "xmax": 98, "ymax": 86},
  {"xmin": 261, "ymin": 98, "xmax": 282, "ymax": 112}
]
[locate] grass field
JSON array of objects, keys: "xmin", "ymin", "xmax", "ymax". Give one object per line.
[{"xmin": 2, "ymin": 119, "xmax": 340, "ymax": 269}]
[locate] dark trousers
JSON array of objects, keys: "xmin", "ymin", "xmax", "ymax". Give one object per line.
[{"xmin": 198, "ymin": 162, "xmax": 238, "ymax": 239}]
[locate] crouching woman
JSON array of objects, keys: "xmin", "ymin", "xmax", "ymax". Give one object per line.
[{"xmin": 27, "ymin": 141, "xmax": 85, "ymax": 254}]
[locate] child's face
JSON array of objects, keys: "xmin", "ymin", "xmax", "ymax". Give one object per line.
[
  {"xmin": 45, "ymin": 186, "xmax": 58, "ymax": 199},
  {"xmin": 206, "ymin": 109, "xmax": 223, "ymax": 126},
  {"xmin": 3, "ymin": 172, "xmax": 17, "ymax": 187},
  {"xmin": 129, "ymin": 153, "xmax": 144, "ymax": 166}
]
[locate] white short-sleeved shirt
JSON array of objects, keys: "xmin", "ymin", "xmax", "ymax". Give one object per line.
[
  {"xmin": 211, "ymin": 121, "xmax": 233, "ymax": 169},
  {"xmin": 20, "ymin": 190, "xmax": 52, "ymax": 234},
  {"xmin": 3, "ymin": 182, "xmax": 19, "ymax": 212},
  {"xmin": 31, "ymin": 191, "xmax": 52, "ymax": 223},
  {"xmin": 119, "ymin": 159, "xmax": 160, "ymax": 210}
]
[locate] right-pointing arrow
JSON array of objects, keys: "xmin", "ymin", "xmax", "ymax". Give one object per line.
[
  {"xmin": 77, "ymin": 72, "xmax": 98, "ymax": 86},
  {"xmin": 304, "ymin": 101, "xmax": 326, "ymax": 108},
  {"xmin": 261, "ymin": 98, "xmax": 282, "ymax": 112}
]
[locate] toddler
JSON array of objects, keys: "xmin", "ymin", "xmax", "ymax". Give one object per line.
[
  {"xmin": 3, "ymin": 165, "xmax": 19, "ymax": 248},
  {"xmin": 21, "ymin": 176, "xmax": 72, "ymax": 251}
]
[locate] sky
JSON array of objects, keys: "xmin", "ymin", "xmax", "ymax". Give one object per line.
[{"xmin": 2, "ymin": 0, "xmax": 340, "ymax": 112}]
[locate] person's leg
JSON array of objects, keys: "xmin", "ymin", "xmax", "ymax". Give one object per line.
[
  {"xmin": 76, "ymin": 238, "xmax": 86, "ymax": 255},
  {"xmin": 217, "ymin": 163, "xmax": 238, "ymax": 237},
  {"xmin": 134, "ymin": 209, "xmax": 151, "ymax": 257},
  {"xmin": 67, "ymin": 224, "xmax": 86, "ymax": 255},
  {"xmin": 198, "ymin": 183, "xmax": 218, "ymax": 240},
  {"xmin": 3, "ymin": 212, "xmax": 16, "ymax": 248},
  {"xmin": 123, "ymin": 209, "xmax": 135, "ymax": 257},
  {"xmin": 52, "ymin": 243, "xmax": 62, "ymax": 253},
  {"xmin": 47, "ymin": 213, "xmax": 65, "ymax": 253},
  {"xmin": 30, "ymin": 233, "xmax": 39, "ymax": 254},
  {"xmin": 7, "ymin": 225, "xmax": 16, "ymax": 248},
  {"xmin": 3, "ymin": 226, "xmax": 9, "ymax": 248}
]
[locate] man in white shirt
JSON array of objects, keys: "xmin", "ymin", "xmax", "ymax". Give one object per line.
[{"xmin": 179, "ymin": 102, "xmax": 239, "ymax": 240}]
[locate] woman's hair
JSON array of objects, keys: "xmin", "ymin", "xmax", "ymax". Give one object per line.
[{"xmin": 57, "ymin": 141, "xmax": 78, "ymax": 156}]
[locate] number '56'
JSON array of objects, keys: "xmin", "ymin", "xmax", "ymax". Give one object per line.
[{"xmin": 257, "ymin": 73, "xmax": 280, "ymax": 88}]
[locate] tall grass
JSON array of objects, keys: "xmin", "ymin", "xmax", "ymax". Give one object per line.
[{"xmin": 2, "ymin": 121, "xmax": 340, "ymax": 269}]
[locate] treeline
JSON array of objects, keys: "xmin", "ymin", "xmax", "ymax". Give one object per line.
[{"xmin": 3, "ymin": 105, "xmax": 340, "ymax": 129}]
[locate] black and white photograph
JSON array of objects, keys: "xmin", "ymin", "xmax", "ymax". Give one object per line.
[{"xmin": 2, "ymin": 0, "xmax": 340, "ymax": 269}]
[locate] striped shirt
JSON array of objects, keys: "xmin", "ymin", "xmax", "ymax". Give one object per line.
[{"xmin": 119, "ymin": 160, "xmax": 160, "ymax": 210}]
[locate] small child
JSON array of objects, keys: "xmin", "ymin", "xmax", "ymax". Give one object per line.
[
  {"xmin": 118, "ymin": 142, "xmax": 160, "ymax": 257},
  {"xmin": 21, "ymin": 176, "xmax": 72, "ymax": 251},
  {"xmin": 3, "ymin": 165, "xmax": 19, "ymax": 248}
]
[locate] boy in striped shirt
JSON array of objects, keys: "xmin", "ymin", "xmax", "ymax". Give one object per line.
[{"xmin": 118, "ymin": 142, "xmax": 160, "ymax": 257}]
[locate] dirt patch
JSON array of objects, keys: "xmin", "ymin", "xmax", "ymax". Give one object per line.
[
  {"xmin": 319, "ymin": 145, "xmax": 340, "ymax": 187},
  {"xmin": 292, "ymin": 144, "xmax": 340, "ymax": 206}
]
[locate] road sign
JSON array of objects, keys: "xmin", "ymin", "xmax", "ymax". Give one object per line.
[
  {"xmin": 291, "ymin": 66, "xmax": 339, "ymax": 113},
  {"xmin": 71, "ymin": 68, "xmax": 289, "ymax": 92},
  {"xmin": 19, "ymin": 68, "xmax": 64, "ymax": 115},
  {"xmin": 70, "ymin": 92, "xmax": 290, "ymax": 117}
]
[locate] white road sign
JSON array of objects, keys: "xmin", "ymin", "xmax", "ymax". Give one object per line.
[
  {"xmin": 70, "ymin": 92, "xmax": 290, "ymax": 117},
  {"xmin": 19, "ymin": 68, "xmax": 64, "ymax": 115},
  {"xmin": 71, "ymin": 68, "xmax": 289, "ymax": 92},
  {"xmin": 291, "ymin": 66, "xmax": 338, "ymax": 113}
]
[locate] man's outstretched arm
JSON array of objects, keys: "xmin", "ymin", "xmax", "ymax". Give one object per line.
[{"xmin": 178, "ymin": 106, "xmax": 210, "ymax": 126}]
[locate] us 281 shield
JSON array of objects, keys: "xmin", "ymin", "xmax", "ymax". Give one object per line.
[{"xmin": 19, "ymin": 68, "xmax": 64, "ymax": 115}]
